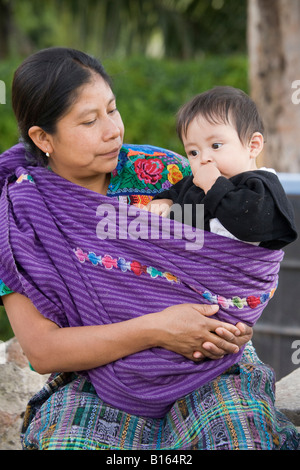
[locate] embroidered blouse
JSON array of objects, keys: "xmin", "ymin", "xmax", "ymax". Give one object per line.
[{"xmin": 0, "ymin": 143, "xmax": 191, "ymax": 299}]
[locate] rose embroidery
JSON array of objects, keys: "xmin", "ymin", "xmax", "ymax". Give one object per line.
[{"xmin": 134, "ymin": 158, "xmax": 164, "ymax": 185}]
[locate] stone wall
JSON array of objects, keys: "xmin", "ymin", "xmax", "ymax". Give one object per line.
[
  {"xmin": 0, "ymin": 337, "xmax": 49, "ymax": 450},
  {"xmin": 0, "ymin": 337, "xmax": 299, "ymax": 450},
  {"xmin": 275, "ymin": 367, "xmax": 300, "ymax": 431}
]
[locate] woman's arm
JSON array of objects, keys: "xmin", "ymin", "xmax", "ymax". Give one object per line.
[
  {"xmin": 3, "ymin": 293, "xmax": 252, "ymax": 374},
  {"xmin": 3, "ymin": 292, "xmax": 162, "ymax": 374}
]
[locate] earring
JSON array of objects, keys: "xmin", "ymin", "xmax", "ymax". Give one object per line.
[{"xmin": 45, "ymin": 151, "xmax": 50, "ymax": 157}]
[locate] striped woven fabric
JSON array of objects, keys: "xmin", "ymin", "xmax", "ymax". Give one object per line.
[
  {"xmin": 0, "ymin": 144, "xmax": 284, "ymax": 418},
  {"xmin": 21, "ymin": 342, "xmax": 300, "ymax": 450}
]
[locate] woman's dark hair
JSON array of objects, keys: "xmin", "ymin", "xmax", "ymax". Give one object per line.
[
  {"xmin": 12, "ymin": 47, "xmax": 112, "ymax": 166},
  {"xmin": 176, "ymin": 86, "xmax": 265, "ymax": 146}
]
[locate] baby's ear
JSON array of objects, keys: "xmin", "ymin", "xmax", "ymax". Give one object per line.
[{"xmin": 249, "ymin": 132, "xmax": 264, "ymax": 158}]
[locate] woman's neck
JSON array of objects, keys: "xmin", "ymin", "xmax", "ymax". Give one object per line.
[
  {"xmin": 48, "ymin": 166, "xmax": 111, "ymax": 194},
  {"xmin": 81, "ymin": 173, "xmax": 111, "ymax": 194}
]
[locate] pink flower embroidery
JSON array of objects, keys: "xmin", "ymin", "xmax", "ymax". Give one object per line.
[
  {"xmin": 217, "ymin": 295, "xmax": 230, "ymax": 309},
  {"xmin": 74, "ymin": 248, "xmax": 88, "ymax": 263},
  {"xmin": 134, "ymin": 158, "xmax": 164, "ymax": 185},
  {"xmin": 102, "ymin": 254, "xmax": 118, "ymax": 269}
]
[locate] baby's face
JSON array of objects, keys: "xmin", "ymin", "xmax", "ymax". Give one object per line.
[{"xmin": 182, "ymin": 116, "xmax": 258, "ymax": 179}]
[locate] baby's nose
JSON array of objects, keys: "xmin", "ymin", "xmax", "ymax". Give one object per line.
[{"xmin": 200, "ymin": 151, "xmax": 213, "ymax": 164}]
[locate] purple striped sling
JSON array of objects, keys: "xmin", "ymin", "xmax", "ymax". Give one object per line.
[{"xmin": 0, "ymin": 144, "xmax": 283, "ymax": 418}]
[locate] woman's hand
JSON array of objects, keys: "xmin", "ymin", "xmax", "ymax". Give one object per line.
[
  {"xmin": 198, "ymin": 320, "xmax": 253, "ymax": 360},
  {"xmin": 154, "ymin": 303, "xmax": 252, "ymax": 361}
]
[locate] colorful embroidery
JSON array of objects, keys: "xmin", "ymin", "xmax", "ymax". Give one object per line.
[
  {"xmin": 126, "ymin": 194, "xmax": 153, "ymax": 208},
  {"xmin": 74, "ymin": 248, "xmax": 180, "ymax": 283},
  {"xmin": 74, "ymin": 247, "xmax": 277, "ymax": 309},
  {"xmin": 108, "ymin": 145, "xmax": 191, "ymax": 196},
  {"xmin": 189, "ymin": 284, "xmax": 277, "ymax": 310},
  {"xmin": 134, "ymin": 158, "xmax": 165, "ymax": 185},
  {"xmin": 0, "ymin": 280, "xmax": 14, "ymax": 296},
  {"xmin": 167, "ymin": 164, "xmax": 183, "ymax": 185},
  {"xmin": 16, "ymin": 174, "xmax": 35, "ymax": 184}
]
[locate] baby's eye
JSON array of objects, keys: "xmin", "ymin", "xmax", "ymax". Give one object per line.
[
  {"xmin": 212, "ymin": 143, "xmax": 222, "ymax": 149},
  {"xmin": 188, "ymin": 150, "xmax": 199, "ymax": 157}
]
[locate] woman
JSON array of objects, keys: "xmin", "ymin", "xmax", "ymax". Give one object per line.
[{"xmin": 0, "ymin": 47, "xmax": 299, "ymax": 450}]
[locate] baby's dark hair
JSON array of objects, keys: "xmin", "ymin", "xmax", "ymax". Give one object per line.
[{"xmin": 176, "ymin": 86, "xmax": 265, "ymax": 145}]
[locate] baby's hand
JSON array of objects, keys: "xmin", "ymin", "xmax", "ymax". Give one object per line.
[
  {"xmin": 193, "ymin": 163, "xmax": 221, "ymax": 193},
  {"xmin": 146, "ymin": 199, "xmax": 173, "ymax": 217}
]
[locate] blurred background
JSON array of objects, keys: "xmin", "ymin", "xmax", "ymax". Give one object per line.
[{"xmin": 0, "ymin": 0, "xmax": 299, "ymax": 380}]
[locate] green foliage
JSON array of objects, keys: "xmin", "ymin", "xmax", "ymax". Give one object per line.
[
  {"xmin": 0, "ymin": 306, "xmax": 13, "ymax": 341},
  {"xmin": 105, "ymin": 54, "xmax": 248, "ymax": 154},
  {"xmin": 0, "ymin": 57, "xmax": 20, "ymax": 153},
  {"xmin": 6, "ymin": 0, "xmax": 246, "ymax": 60},
  {"xmin": 0, "ymin": 54, "xmax": 248, "ymax": 155}
]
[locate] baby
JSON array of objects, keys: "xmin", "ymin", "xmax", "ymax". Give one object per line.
[{"xmin": 147, "ymin": 86, "xmax": 297, "ymax": 249}]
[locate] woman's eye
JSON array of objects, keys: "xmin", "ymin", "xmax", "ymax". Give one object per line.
[
  {"xmin": 108, "ymin": 107, "xmax": 118, "ymax": 115},
  {"xmin": 82, "ymin": 119, "xmax": 96, "ymax": 126},
  {"xmin": 212, "ymin": 143, "xmax": 222, "ymax": 149}
]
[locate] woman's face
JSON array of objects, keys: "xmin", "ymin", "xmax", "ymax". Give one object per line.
[{"xmin": 46, "ymin": 74, "xmax": 124, "ymax": 190}]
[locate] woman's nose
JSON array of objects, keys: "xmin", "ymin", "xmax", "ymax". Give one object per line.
[{"xmin": 102, "ymin": 117, "xmax": 122, "ymax": 141}]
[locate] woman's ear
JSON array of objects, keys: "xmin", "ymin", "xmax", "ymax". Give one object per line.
[
  {"xmin": 249, "ymin": 132, "xmax": 264, "ymax": 158},
  {"xmin": 28, "ymin": 126, "xmax": 53, "ymax": 155}
]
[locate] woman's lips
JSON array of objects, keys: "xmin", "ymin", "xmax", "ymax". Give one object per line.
[{"xmin": 98, "ymin": 146, "xmax": 121, "ymax": 158}]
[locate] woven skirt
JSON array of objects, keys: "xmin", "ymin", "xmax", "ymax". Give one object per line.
[{"xmin": 21, "ymin": 342, "xmax": 300, "ymax": 450}]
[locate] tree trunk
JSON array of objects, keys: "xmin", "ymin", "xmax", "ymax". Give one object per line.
[{"xmin": 248, "ymin": 0, "xmax": 300, "ymax": 172}]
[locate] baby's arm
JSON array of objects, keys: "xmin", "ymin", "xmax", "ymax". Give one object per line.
[
  {"xmin": 146, "ymin": 198, "xmax": 173, "ymax": 217},
  {"xmin": 203, "ymin": 171, "xmax": 297, "ymax": 247}
]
